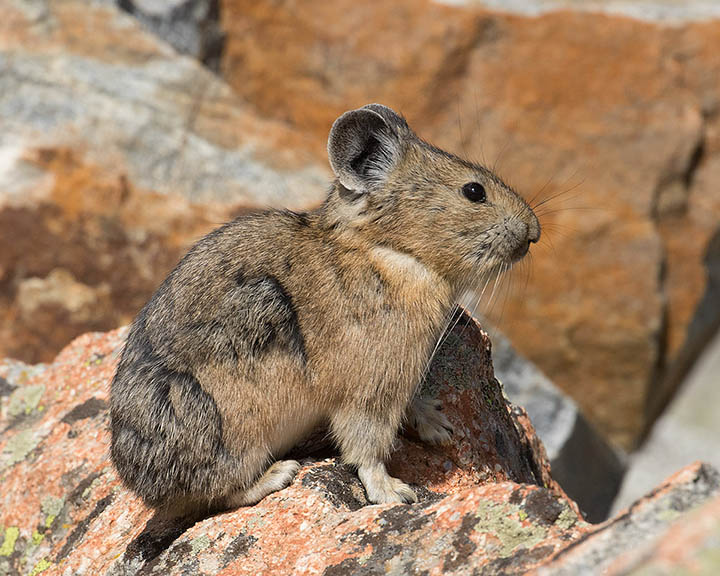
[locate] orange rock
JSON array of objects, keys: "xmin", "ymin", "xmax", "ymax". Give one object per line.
[
  {"xmin": 0, "ymin": 315, "xmax": 585, "ymax": 575},
  {"xmin": 2, "ymin": 316, "xmax": 716, "ymax": 575}
]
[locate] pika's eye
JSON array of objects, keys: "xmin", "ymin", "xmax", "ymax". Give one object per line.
[{"xmin": 462, "ymin": 182, "xmax": 486, "ymax": 203}]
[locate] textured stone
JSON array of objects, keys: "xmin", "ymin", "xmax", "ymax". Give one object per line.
[
  {"xmin": 614, "ymin": 328, "xmax": 720, "ymax": 513},
  {"xmin": 0, "ymin": 0, "xmax": 328, "ymax": 363},
  {"xmin": 610, "ymin": 488, "xmax": 720, "ymax": 575},
  {"xmin": 218, "ymin": 0, "xmax": 720, "ymax": 447},
  {"xmin": 2, "ymin": 316, "xmax": 716, "ymax": 575},
  {"xmin": 113, "ymin": 0, "xmax": 224, "ymax": 69},
  {"xmin": 492, "ymin": 331, "xmax": 625, "ymax": 522},
  {"xmin": 451, "ymin": 0, "xmax": 720, "ymax": 22},
  {"xmin": 534, "ymin": 463, "xmax": 720, "ymax": 576},
  {"xmin": 0, "ymin": 313, "xmax": 583, "ymax": 575}
]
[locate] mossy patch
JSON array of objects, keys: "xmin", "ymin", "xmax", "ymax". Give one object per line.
[
  {"xmin": 8, "ymin": 385, "xmax": 45, "ymax": 417},
  {"xmin": 474, "ymin": 500, "xmax": 548, "ymax": 558},
  {"xmin": 41, "ymin": 496, "xmax": 64, "ymax": 528},
  {"xmin": 554, "ymin": 504, "xmax": 578, "ymax": 531},
  {"xmin": 29, "ymin": 558, "xmax": 52, "ymax": 575},
  {"xmin": 2, "ymin": 429, "xmax": 39, "ymax": 468},
  {"xmin": 30, "ymin": 530, "xmax": 44, "ymax": 546},
  {"xmin": 190, "ymin": 534, "xmax": 210, "ymax": 555},
  {"xmin": 0, "ymin": 527, "xmax": 19, "ymax": 556}
]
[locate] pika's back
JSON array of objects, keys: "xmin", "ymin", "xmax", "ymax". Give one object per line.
[{"xmin": 132, "ymin": 210, "xmax": 319, "ymax": 368}]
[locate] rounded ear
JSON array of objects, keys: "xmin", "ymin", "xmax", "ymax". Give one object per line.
[
  {"xmin": 361, "ymin": 104, "xmax": 409, "ymax": 132},
  {"xmin": 327, "ymin": 107, "xmax": 402, "ymax": 193}
]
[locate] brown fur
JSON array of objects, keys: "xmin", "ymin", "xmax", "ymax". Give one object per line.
[{"xmin": 110, "ymin": 104, "xmax": 540, "ymax": 517}]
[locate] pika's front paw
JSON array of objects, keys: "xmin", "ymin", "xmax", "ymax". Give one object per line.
[
  {"xmin": 359, "ymin": 463, "xmax": 418, "ymax": 504},
  {"xmin": 409, "ymin": 397, "xmax": 454, "ymax": 445}
]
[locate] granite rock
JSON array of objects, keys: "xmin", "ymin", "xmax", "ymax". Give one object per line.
[
  {"xmin": 0, "ymin": 313, "xmax": 581, "ymax": 575},
  {"xmin": 112, "ymin": 0, "xmax": 224, "ymax": 69},
  {"xmin": 492, "ymin": 331, "xmax": 626, "ymax": 522},
  {"xmin": 1, "ymin": 314, "xmax": 717, "ymax": 575}
]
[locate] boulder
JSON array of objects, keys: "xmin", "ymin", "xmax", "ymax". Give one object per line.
[
  {"xmin": 110, "ymin": 0, "xmax": 224, "ymax": 69},
  {"xmin": 0, "ymin": 313, "xmax": 579, "ymax": 575},
  {"xmin": 1, "ymin": 314, "xmax": 718, "ymax": 575},
  {"xmin": 0, "ymin": 0, "xmax": 328, "ymax": 363},
  {"xmin": 491, "ymin": 330, "xmax": 625, "ymax": 522},
  {"xmin": 535, "ymin": 462, "xmax": 720, "ymax": 576},
  {"xmin": 218, "ymin": 0, "xmax": 720, "ymax": 448},
  {"xmin": 604, "ymin": 483, "xmax": 720, "ymax": 575}
]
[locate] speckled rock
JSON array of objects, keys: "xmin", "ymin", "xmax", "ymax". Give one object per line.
[
  {"xmin": 533, "ymin": 463, "xmax": 720, "ymax": 576},
  {"xmin": 611, "ymin": 486, "xmax": 720, "ymax": 575},
  {"xmin": 0, "ymin": 313, "xmax": 584, "ymax": 575},
  {"xmin": 1, "ymin": 313, "xmax": 717, "ymax": 575}
]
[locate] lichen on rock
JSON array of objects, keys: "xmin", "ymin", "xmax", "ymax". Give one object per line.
[{"xmin": 2, "ymin": 310, "xmax": 715, "ymax": 575}]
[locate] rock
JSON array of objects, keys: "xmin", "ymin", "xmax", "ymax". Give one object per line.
[
  {"xmin": 458, "ymin": 0, "xmax": 720, "ymax": 23},
  {"xmin": 492, "ymin": 331, "xmax": 626, "ymax": 522},
  {"xmin": 613, "ymin": 328, "xmax": 720, "ymax": 513},
  {"xmin": 0, "ymin": 312, "xmax": 583, "ymax": 575},
  {"xmin": 0, "ymin": 0, "xmax": 329, "ymax": 363},
  {"xmin": 112, "ymin": 0, "xmax": 224, "ymax": 69},
  {"xmin": 218, "ymin": 0, "xmax": 720, "ymax": 448},
  {"xmin": 606, "ymin": 484, "xmax": 720, "ymax": 575},
  {"xmin": 2, "ymin": 314, "xmax": 717, "ymax": 575},
  {"xmin": 535, "ymin": 462, "xmax": 720, "ymax": 576},
  {"xmin": 13, "ymin": 269, "xmax": 113, "ymax": 363}
]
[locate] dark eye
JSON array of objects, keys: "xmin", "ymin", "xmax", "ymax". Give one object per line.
[{"xmin": 462, "ymin": 182, "xmax": 486, "ymax": 203}]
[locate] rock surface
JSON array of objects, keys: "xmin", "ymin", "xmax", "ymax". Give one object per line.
[
  {"xmin": 613, "ymin": 327, "xmax": 720, "ymax": 513},
  {"xmin": 0, "ymin": 313, "xmax": 576, "ymax": 575},
  {"xmin": 1, "ymin": 316, "xmax": 717, "ymax": 575},
  {"xmin": 110, "ymin": 0, "xmax": 224, "ymax": 69},
  {"xmin": 457, "ymin": 0, "xmax": 720, "ymax": 22},
  {"xmin": 218, "ymin": 0, "xmax": 720, "ymax": 448},
  {"xmin": 535, "ymin": 463, "xmax": 720, "ymax": 576},
  {"xmin": 492, "ymin": 331, "xmax": 625, "ymax": 522},
  {"xmin": 607, "ymin": 486, "xmax": 720, "ymax": 575},
  {"xmin": 0, "ymin": 0, "xmax": 328, "ymax": 364}
]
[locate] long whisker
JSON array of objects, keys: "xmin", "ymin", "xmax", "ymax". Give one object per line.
[
  {"xmin": 532, "ymin": 179, "xmax": 585, "ymax": 210},
  {"xmin": 483, "ymin": 263, "xmax": 505, "ymax": 328},
  {"xmin": 419, "ymin": 302, "xmax": 460, "ymax": 386},
  {"xmin": 535, "ymin": 206, "xmax": 600, "ymax": 218},
  {"xmin": 527, "ymin": 173, "xmax": 557, "ymax": 208}
]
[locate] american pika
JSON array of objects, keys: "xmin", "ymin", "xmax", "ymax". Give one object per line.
[{"xmin": 110, "ymin": 104, "xmax": 540, "ymax": 518}]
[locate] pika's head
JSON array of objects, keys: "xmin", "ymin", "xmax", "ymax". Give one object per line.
[{"xmin": 327, "ymin": 104, "xmax": 540, "ymax": 286}]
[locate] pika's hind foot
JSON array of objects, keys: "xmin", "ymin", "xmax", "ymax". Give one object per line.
[
  {"xmin": 227, "ymin": 459, "xmax": 301, "ymax": 507},
  {"xmin": 408, "ymin": 397, "xmax": 454, "ymax": 445},
  {"xmin": 359, "ymin": 462, "xmax": 417, "ymax": 504}
]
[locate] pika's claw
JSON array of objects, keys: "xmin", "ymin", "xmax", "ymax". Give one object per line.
[
  {"xmin": 359, "ymin": 463, "xmax": 418, "ymax": 504},
  {"xmin": 409, "ymin": 397, "xmax": 454, "ymax": 445}
]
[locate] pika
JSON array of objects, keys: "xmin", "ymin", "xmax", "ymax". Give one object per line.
[{"xmin": 110, "ymin": 104, "xmax": 539, "ymax": 518}]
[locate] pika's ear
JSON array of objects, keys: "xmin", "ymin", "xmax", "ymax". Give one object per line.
[
  {"xmin": 360, "ymin": 104, "xmax": 410, "ymax": 132},
  {"xmin": 327, "ymin": 106, "xmax": 403, "ymax": 193}
]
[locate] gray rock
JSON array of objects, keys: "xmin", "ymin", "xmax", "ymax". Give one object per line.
[
  {"xmin": 491, "ymin": 330, "xmax": 626, "ymax": 522},
  {"xmin": 441, "ymin": 0, "xmax": 720, "ymax": 23},
  {"xmin": 537, "ymin": 463, "xmax": 720, "ymax": 576},
  {"xmin": 115, "ymin": 0, "xmax": 224, "ymax": 70},
  {"xmin": 613, "ymin": 326, "xmax": 720, "ymax": 513},
  {"xmin": 1, "ymin": 0, "xmax": 328, "ymax": 210}
]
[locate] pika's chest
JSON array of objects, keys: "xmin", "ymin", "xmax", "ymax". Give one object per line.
[{"xmin": 368, "ymin": 246, "xmax": 450, "ymax": 313}]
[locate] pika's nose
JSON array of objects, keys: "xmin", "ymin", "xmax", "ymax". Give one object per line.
[{"xmin": 527, "ymin": 214, "xmax": 541, "ymax": 244}]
